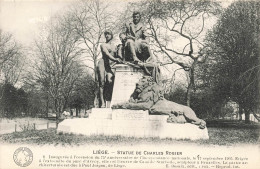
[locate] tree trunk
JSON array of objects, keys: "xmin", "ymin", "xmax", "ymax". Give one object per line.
[
  {"xmin": 256, "ymin": 33, "xmax": 260, "ymax": 121},
  {"xmin": 45, "ymin": 95, "xmax": 49, "ymax": 117},
  {"xmin": 55, "ymin": 113, "xmax": 60, "ymax": 128},
  {"xmin": 186, "ymin": 82, "xmax": 191, "ymax": 107},
  {"xmin": 238, "ymin": 104, "xmax": 243, "ymax": 121},
  {"xmin": 76, "ymin": 107, "xmax": 79, "ymax": 117},
  {"xmin": 221, "ymin": 106, "xmax": 225, "ymax": 119},
  {"xmin": 215, "ymin": 102, "xmax": 225, "ymax": 119},
  {"xmin": 244, "ymin": 109, "xmax": 250, "ymax": 123},
  {"xmin": 185, "ymin": 63, "xmax": 196, "ymax": 107},
  {"xmin": 93, "ymin": 60, "xmax": 100, "ymax": 108},
  {"xmin": 219, "ymin": 103, "xmax": 223, "ymax": 119},
  {"xmin": 54, "ymin": 99, "xmax": 60, "ymax": 128}
]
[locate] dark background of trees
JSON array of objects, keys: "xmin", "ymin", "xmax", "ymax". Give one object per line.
[
  {"xmin": 194, "ymin": 1, "xmax": 260, "ymax": 122},
  {"xmin": 0, "ymin": 76, "xmax": 95, "ymax": 118}
]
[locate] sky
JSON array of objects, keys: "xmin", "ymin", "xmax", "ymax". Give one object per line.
[
  {"xmin": 0, "ymin": 0, "xmax": 234, "ymax": 87},
  {"xmin": 0, "ymin": 0, "xmax": 233, "ymax": 45},
  {"xmin": 0, "ymin": 0, "xmax": 72, "ymax": 45}
]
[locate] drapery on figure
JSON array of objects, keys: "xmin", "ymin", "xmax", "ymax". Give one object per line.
[{"xmin": 97, "ymin": 30, "xmax": 123, "ymax": 108}]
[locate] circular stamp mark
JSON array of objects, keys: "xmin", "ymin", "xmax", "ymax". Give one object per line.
[{"xmin": 13, "ymin": 147, "xmax": 33, "ymax": 167}]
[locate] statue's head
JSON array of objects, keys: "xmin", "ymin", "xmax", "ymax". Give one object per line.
[
  {"xmin": 135, "ymin": 76, "xmax": 154, "ymax": 93},
  {"xmin": 104, "ymin": 30, "xmax": 113, "ymax": 42},
  {"xmin": 132, "ymin": 11, "xmax": 141, "ymax": 25}
]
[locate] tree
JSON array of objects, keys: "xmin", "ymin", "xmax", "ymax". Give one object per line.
[
  {"xmin": 125, "ymin": 0, "xmax": 221, "ymax": 106},
  {"xmin": 67, "ymin": 0, "xmax": 118, "ymax": 107},
  {"xmin": 0, "ymin": 30, "xmax": 24, "ymax": 96},
  {"xmin": 33, "ymin": 14, "xmax": 84, "ymax": 125},
  {"xmin": 0, "ymin": 30, "xmax": 26, "ymax": 117},
  {"xmin": 0, "ymin": 83, "xmax": 28, "ymax": 118},
  {"xmin": 1, "ymin": 53, "xmax": 25, "ymax": 86},
  {"xmin": 24, "ymin": 86, "xmax": 47, "ymax": 117},
  {"xmin": 0, "ymin": 30, "xmax": 22, "ymax": 69},
  {"xmin": 194, "ymin": 51, "xmax": 232, "ymax": 119},
  {"xmin": 68, "ymin": 73, "xmax": 96, "ymax": 116},
  {"xmin": 200, "ymin": 1, "xmax": 260, "ymax": 123},
  {"xmin": 165, "ymin": 83, "xmax": 186, "ymax": 105}
]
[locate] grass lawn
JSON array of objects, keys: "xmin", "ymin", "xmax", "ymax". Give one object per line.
[{"xmin": 0, "ymin": 120, "xmax": 259, "ymax": 146}]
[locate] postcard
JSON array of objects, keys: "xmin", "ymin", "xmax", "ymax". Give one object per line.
[{"xmin": 0, "ymin": 0, "xmax": 259, "ymax": 169}]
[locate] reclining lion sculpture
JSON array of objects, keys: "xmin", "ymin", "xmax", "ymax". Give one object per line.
[{"xmin": 112, "ymin": 76, "xmax": 206, "ymax": 129}]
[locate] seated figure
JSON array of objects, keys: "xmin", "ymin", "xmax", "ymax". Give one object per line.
[
  {"xmin": 118, "ymin": 32, "xmax": 161, "ymax": 83},
  {"xmin": 123, "ymin": 11, "xmax": 153, "ymax": 63}
]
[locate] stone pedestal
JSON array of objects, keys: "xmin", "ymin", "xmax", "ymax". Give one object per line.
[
  {"xmin": 57, "ymin": 65, "xmax": 209, "ymax": 140},
  {"xmin": 89, "ymin": 108, "xmax": 112, "ymax": 119},
  {"xmin": 110, "ymin": 64, "xmax": 144, "ymax": 107},
  {"xmin": 58, "ymin": 108, "xmax": 209, "ymax": 140}
]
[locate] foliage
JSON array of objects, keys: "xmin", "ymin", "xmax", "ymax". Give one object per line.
[
  {"xmin": 0, "ymin": 30, "xmax": 25, "ymax": 87},
  {"xmin": 0, "ymin": 83, "xmax": 28, "ymax": 118},
  {"xmin": 222, "ymin": 104, "xmax": 234, "ymax": 118},
  {"xmin": 0, "ymin": 30, "xmax": 25, "ymax": 117},
  {"xmin": 32, "ymin": 13, "xmax": 85, "ymax": 121},
  {"xmin": 18, "ymin": 2, "xmax": 103, "ymax": 118},
  {"xmin": 68, "ymin": 73, "xmax": 96, "ymax": 113},
  {"xmin": 0, "ymin": 29, "xmax": 22, "ymax": 71},
  {"xmin": 165, "ymin": 84, "xmax": 186, "ymax": 105},
  {"xmin": 25, "ymin": 87, "xmax": 48, "ymax": 117},
  {"xmin": 198, "ymin": 1, "xmax": 260, "ymax": 121}
]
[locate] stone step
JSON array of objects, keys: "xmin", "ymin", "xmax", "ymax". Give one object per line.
[
  {"xmin": 57, "ymin": 109, "xmax": 209, "ymax": 140},
  {"xmin": 89, "ymin": 108, "xmax": 112, "ymax": 119}
]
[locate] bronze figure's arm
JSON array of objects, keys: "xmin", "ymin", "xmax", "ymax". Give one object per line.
[{"xmin": 101, "ymin": 44, "xmax": 122, "ymax": 63}]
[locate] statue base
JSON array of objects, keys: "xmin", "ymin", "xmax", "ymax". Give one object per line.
[
  {"xmin": 58, "ymin": 64, "xmax": 209, "ymax": 140},
  {"xmin": 57, "ymin": 108, "xmax": 209, "ymax": 140}
]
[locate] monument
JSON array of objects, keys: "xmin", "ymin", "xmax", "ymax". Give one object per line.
[{"xmin": 57, "ymin": 12, "xmax": 209, "ymax": 140}]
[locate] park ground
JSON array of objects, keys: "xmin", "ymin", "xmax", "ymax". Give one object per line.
[{"xmin": 0, "ymin": 119, "xmax": 259, "ymax": 147}]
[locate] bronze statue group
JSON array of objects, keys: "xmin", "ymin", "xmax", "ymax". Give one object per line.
[
  {"xmin": 97, "ymin": 11, "xmax": 158, "ymax": 108},
  {"xmin": 96, "ymin": 12, "xmax": 206, "ymax": 129}
]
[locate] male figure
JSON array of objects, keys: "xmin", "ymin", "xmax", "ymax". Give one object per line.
[
  {"xmin": 124, "ymin": 11, "xmax": 153, "ymax": 63},
  {"xmin": 119, "ymin": 32, "xmax": 161, "ymax": 82},
  {"xmin": 97, "ymin": 30, "xmax": 122, "ymax": 108}
]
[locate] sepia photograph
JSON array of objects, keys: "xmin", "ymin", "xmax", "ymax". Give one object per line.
[{"xmin": 0, "ymin": 0, "xmax": 259, "ymax": 169}]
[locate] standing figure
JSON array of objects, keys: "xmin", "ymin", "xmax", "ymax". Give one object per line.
[
  {"xmin": 124, "ymin": 11, "xmax": 153, "ymax": 63},
  {"xmin": 97, "ymin": 30, "xmax": 122, "ymax": 108}
]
